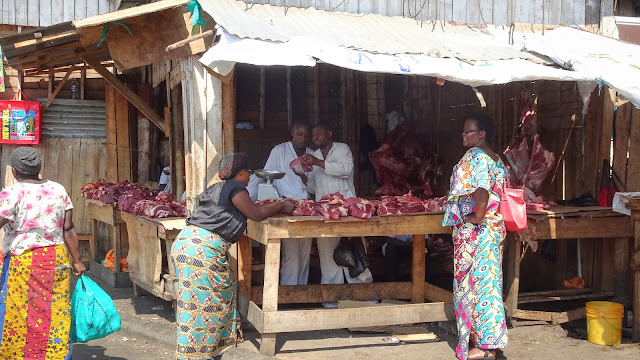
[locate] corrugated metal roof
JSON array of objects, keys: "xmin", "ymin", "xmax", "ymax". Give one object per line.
[
  {"xmin": 38, "ymin": 99, "xmax": 107, "ymax": 139},
  {"xmin": 200, "ymin": 0, "xmax": 549, "ymax": 63}
]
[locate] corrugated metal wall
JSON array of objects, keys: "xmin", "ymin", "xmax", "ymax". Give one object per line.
[
  {"xmin": 1, "ymin": 0, "xmax": 116, "ymax": 26},
  {"xmin": 37, "ymin": 99, "xmax": 107, "ymax": 139},
  {"xmin": 242, "ymin": 0, "xmax": 594, "ymax": 26}
]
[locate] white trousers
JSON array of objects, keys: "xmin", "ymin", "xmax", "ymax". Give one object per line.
[
  {"xmin": 280, "ymin": 237, "xmax": 313, "ymax": 286},
  {"xmin": 317, "ymin": 237, "xmax": 373, "ymax": 284}
]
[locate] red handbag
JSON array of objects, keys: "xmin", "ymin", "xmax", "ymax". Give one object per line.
[{"xmin": 499, "ymin": 177, "xmax": 527, "ymax": 231}]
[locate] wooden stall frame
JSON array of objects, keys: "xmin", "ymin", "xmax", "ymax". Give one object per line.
[
  {"xmin": 86, "ymin": 201, "xmax": 132, "ymax": 288},
  {"xmin": 120, "ymin": 211, "xmax": 185, "ymax": 302},
  {"xmin": 241, "ymin": 213, "xmax": 455, "ymax": 356},
  {"xmin": 504, "ymin": 207, "xmax": 634, "ymax": 327}
]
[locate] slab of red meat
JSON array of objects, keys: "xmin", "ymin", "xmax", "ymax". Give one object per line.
[
  {"xmin": 504, "ymin": 138, "xmax": 530, "ymax": 186},
  {"xmin": 524, "ymin": 135, "xmax": 554, "ymax": 193},
  {"xmin": 345, "ymin": 197, "xmax": 375, "ymax": 219},
  {"xmin": 293, "ymin": 200, "xmax": 316, "ymax": 216},
  {"xmin": 377, "ymin": 196, "xmax": 401, "ymax": 215},
  {"xmin": 289, "ymin": 157, "xmax": 312, "ymax": 174},
  {"xmin": 422, "ymin": 197, "xmax": 447, "ymax": 213},
  {"xmin": 144, "ymin": 204, "xmax": 179, "ymax": 218}
]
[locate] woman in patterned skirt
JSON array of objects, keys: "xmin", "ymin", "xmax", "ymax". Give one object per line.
[
  {"xmin": 171, "ymin": 152, "xmax": 295, "ymax": 360},
  {"xmin": 0, "ymin": 147, "xmax": 86, "ymax": 360},
  {"xmin": 443, "ymin": 114, "xmax": 508, "ymax": 360}
]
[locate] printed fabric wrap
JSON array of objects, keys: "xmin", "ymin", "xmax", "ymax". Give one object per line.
[
  {"xmin": 443, "ymin": 147, "xmax": 509, "ymax": 360},
  {"xmin": 0, "ymin": 245, "xmax": 73, "ymax": 360},
  {"xmin": 170, "ymin": 225, "xmax": 242, "ymax": 360}
]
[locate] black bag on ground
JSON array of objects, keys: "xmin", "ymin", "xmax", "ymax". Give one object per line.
[{"xmin": 333, "ymin": 237, "xmax": 370, "ymax": 278}]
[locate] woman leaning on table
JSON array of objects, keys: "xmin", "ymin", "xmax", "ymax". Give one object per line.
[
  {"xmin": 443, "ymin": 114, "xmax": 508, "ymax": 360},
  {"xmin": 0, "ymin": 146, "xmax": 86, "ymax": 360},
  {"xmin": 170, "ymin": 152, "xmax": 295, "ymax": 360}
]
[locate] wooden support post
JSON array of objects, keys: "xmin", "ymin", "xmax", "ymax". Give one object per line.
[
  {"xmin": 412, "ymin": 234, "xmax": 426, "ymax": 303},
  {"xmin": 633, "ymin": 212, "xmax": 640, "ymax": 341},
  {"xmin": 260, "ymin": 238, "xmax": 281, "ymax": 356},
  {"xmin": 597, "ymin": 87, "xmax": 616, "ymax": 187},
  {"xmin": 115, "ymin": 89, "xmax": 132, "ymax": 181},
  {"xmin": 287, "ymin": 67, "xmax": 292, "ymax": 129},
  {"xmin": 237, "ymin": 235, "xmax": 252, "ymax": 316},
  {"xmin": 80, "ymin": 66, "xmax": 86, "ymax": 100},
  {"xmin": 170, "ymin": 83, "xmax": 185, "ymax": 201},
  {"xmin": 81, "ymin": 55, "xmax": 165, "ymax": 133},
  {"xmin": 222, "ymin": 69, "xmax": 236, "ymax": 154},
  {"xmin": 614, "ymin": 238, "xmax": 629, "ymax": 301},
  {"xmin": 47, "ymin": 71, "xmax": 53, "ymax": 96},
  {"xmin": 504, "ymin": 235, "xmax": 521, "ymax": 322},
  {"xmin": 260, "ymin": 66, "xmax": 265, "ymax": 129},
  {"xmin": 43, "ymin": 65, "xmax": 75, "ymax": 112},
  {"xmin": 105, "ymin": 84, "xmax": 118, "ymax": 183},
  {"xmin": 556, "ymin": 240, "xmax": 568, "ymax": 289},
  {"xmin": 314, "ymin": 66, "xmax": 319, "ymax": 125}
]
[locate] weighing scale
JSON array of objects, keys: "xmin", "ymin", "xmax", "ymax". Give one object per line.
[{"xmin": 254, "ymin": 169, "xmax": 286, "ymax": 200}]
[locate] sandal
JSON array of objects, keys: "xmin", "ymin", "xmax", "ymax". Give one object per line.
[{"xmin": 467, "ymin": 349, "xmax": 496, "ymax": 360}]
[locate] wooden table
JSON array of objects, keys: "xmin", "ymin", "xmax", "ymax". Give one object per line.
[
  {"xmin": 241, "ymin": 213, "xmax": 455, "ymax": 356},
  {"xmin": 120, "ymin": 212, "xmax": 186, "ymax": 301},
  {"xmin": 503, "ymin": 205, "xmax": 634, "ymax": 326},
  {"xmin": 86, "ymin": 201, "xmax": 131, "ymax": 288}
]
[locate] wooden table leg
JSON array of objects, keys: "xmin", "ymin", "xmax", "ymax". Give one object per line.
[
  {"xmin": 112, "ymin": 224, "xmax": 121, "ymax": 274},
  {"xmin": 90, "ymin": 219, "xmax": 98, "ymax": 262},
  {"xmin": 412, "ymin": 234, "xmax": 426, "ymax": 303},
  {"xmin": 237, "ymin": 235, "xmax": 252, "ymax": 317},
  {"xmin": 613, "ymin": 238, "xmax": 629, "ymax": 301},
  {"xmin": 504, "ymin": 235, "xmax": 521, "ymax": 323},
  {"xmin": 260, "ymin": 238, "xmax": 281, "ymax": 356}
]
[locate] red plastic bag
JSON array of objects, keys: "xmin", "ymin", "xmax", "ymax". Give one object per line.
[
  {"xmin": 289, "ymin": 156, "xmax": 312, "ymax": 174},
  {"xmin": 500, "ymin": 181, "xmax": 527, "ymax": 232},
  {"xmin": 597, "ymin": 185, "xmax": 616, "ymax": 207}
]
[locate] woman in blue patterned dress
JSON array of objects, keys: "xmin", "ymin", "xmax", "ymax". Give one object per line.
[
  {"xmin": 443, "ymin": 114, "xmax": 508, "ymax": 360},
  {"xmin": 170, "ymin": 153, "xmax": 295, "ymax": 360}
]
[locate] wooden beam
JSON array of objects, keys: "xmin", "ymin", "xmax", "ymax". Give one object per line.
[
  {"xmin": 165, "ymin": 29, "xmax": 214, "ymax": 52},
  {"xmin": 43, "ymin": 65, "xmax": 76, "ymax": 112},
  {"xmin": 82, "ymin": 55, "xmax": 165, "ymax": 133},
  {"xmin": 11, "ymin": 30, "xmax": 78, "ymax": 49},
  {"xmin": 260, "ymin": 66, "xmax": 265, "ymax": 129},
  {"xmin": 251, "ymin": 282, "xmax": 413, "ymax": 304},
  {"xmin": 256, "ymin": 302, "xmax": 455, "ymax": 333},
  {"xmin": 80, "ymin": 66, "xmax": 86, "ymax": 100},
  {"xmin": 424, "ymin": 281, "xmax": 453, "ymax": 303},
  {"xmin": 551, "ymin": 307, "xmax": 586, "ymax": 325},
  {"xmin": 532, "ymin": 216, "xmax": 634, "ymax": 240},
  {"xmin": 222, "ymin": 69, "xmax": 236, "ymax": 154},
  {"xmin": 518, "ymin": 291, "xmax": 614, "ymax": 304}
]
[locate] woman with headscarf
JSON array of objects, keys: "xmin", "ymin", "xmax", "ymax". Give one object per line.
[
  {"xmin": 171, "ymin": 152, "xmax": 295, "ymax": 360},
  {"xmin": 443, "ymin": 114, "xmax": 508, "ymax": 360},
  {"xmin": 0, "ymin": 146, "xmax": 86, "ymax": 359}
]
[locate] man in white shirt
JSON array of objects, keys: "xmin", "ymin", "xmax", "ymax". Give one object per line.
[
  {"xmin": 296, "ymin": 124, "xmax": 373, "ymax": 293},
  {"xmin": 247, "ymin": 122, "xmax": 313, "ymax": 286}
]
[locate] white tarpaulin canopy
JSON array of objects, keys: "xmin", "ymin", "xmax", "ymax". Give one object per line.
[{"xmin": 198, "ymin": 0, "xmax": 640, "ymax": 106}]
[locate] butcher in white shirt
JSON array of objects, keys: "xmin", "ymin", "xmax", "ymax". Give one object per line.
[
  {"xmin": 296, "ymin": 124, "xmax": 373, "ymax": 299},
  {"xmin": 247, "ymin": 122, "xmax": 313, "ymax": 286}
]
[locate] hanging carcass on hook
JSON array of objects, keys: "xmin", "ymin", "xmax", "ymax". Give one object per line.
[{"xmin": 368, "ymin": 112, "xmax": 443, "ymax": 198}]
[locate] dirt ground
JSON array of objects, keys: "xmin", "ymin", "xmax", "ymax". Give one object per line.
[{"xmin": 233, "ymin": 320, "xmax": 640, "ymax": 360}]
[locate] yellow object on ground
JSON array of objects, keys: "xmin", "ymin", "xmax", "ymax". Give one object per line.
[{"xmin": 586, "ymin": 301, "xmax": 623, "ymax": 346}]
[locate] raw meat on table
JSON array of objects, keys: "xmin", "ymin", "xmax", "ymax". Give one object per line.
[{"xmin": 524, "ymin": 135, "xmax": 555, "ymax": 193}]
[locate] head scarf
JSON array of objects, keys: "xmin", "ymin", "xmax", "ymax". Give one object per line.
[
  {"xmin": 218, "ymin": 152, "xmax": 249, "ymax": 180},
  {"xmin": 11, "ymin": 146, "xmax": 42, "ymax": 176}
]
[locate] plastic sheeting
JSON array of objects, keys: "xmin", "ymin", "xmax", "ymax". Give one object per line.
[{"xmin": 201, "ymin": 27, "xmax": 591, "ymax": 88}]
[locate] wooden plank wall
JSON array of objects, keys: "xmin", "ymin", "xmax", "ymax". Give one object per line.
[
  {"xmin": 1, "ymin": 0, "xmax": 114, "ymax": 26},
  {"xmin": 242, "ymin": 0, "xmax": 596, "ymax": 25},
  {"xmin": 0, "ymin": 138, "xmax": 107, "ymax": 235}
]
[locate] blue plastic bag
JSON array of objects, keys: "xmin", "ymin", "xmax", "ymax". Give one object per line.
[{"xmin": 71, "ymin": 275, "xmax": 121, "ymax": 343}]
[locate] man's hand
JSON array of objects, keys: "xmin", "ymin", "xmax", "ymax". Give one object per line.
[
  {"xmin": 301, "ymin": 154, "xmax": 320, "ymax": 167},
  {"xmin": 294, "ymin": 171, "xmax": 308, "ymax": 184}
]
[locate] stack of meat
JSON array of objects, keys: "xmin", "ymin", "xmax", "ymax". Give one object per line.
[
  {"xmin": 82, "ymin": 180, "xmax": 186, "ymax": 218},
  {"xmin": 368, "ymin": 120, "xmax": 442, "ymax": 198},
  {"xmin": 258, "ymin": 192, "xmax": 446, "ymax": 220}
]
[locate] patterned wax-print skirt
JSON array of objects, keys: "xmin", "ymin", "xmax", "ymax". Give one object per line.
[
  {"xmin": 0, "ymin": 245, "xmax": 73, "ymax": 360},
  {"xmin": 452, "ymin": 222, "xmax": 508, "ymax": 360},
  {"xmin": 170, "ymin": 225, "xmax": 242, "ymax": 360}
]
